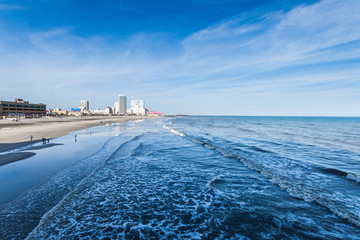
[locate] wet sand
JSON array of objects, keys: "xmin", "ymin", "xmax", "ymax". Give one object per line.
[
  {"xmin": 0, "ymin": 116, "xmax": 154, "ymax": 166},
  {"xmin": 0, "ymin": 152, "xmax": 36, "ymax": 167}
]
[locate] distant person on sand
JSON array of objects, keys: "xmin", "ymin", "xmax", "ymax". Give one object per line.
[
  {"xmin": 31, "ymin": 135, "xmax": 33, "ymax": 141},
  {"xmin": 75, "ymin": 134, "xmax": 77, "ymax": 142}
]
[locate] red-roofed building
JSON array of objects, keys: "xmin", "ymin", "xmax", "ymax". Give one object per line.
[{"xmin": 148, "ymin": 111, "xmax": 163, "ymax": 116}]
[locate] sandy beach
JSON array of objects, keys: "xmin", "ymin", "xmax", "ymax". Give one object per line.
[
  {"xmin": 0, "ymin": 116, "xmax": 151, "ymax": 146},
  {"xmin": 0, "ymin": 116, "xmax": 154, "ymax": 166},
  {"xmin": 0, "ymin": 116, "xmax": 155, "ymax": 154}
]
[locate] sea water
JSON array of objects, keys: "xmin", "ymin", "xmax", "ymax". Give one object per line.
[{"xmin": 1, "ymin": 117, "xmax": 360, "ymax": 239}]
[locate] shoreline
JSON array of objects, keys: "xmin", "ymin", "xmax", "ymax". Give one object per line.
[
  {"xmin": 0, "ymin": 116, "xmax": 158, "ymax": 166},
  {"xmin": 0, "ymin": 116, "xmax": 155, "ymax": 146}
]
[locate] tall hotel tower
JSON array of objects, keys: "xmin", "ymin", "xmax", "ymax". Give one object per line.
[
  {"xmin": 79, "ymin": 100, "xmax": 89, "ymax": 111},
  {"xmin": 118, "ymin": 94, "xmax": 127, "ymax": 114}
]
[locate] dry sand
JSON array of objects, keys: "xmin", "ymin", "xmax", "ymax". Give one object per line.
[{"xmin": 0, "ymin": 116, "xmax": 152, "ymax": 150}]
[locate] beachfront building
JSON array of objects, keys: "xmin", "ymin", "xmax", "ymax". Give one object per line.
[
  {"xmin": 113, "ymin": 94, "xmax": 127, "ymax": 115},
  {"xmin": 0, "ymin": 98, "xmax": 46, "ymax": 118},
  {"xmin": 51, "ymin": 108, "xmax": 68, "ymax": 116},
  {"xmin": 91, "ymin": 108, "xmax": 106, "ymax": 115},
  {"xmin": 114, "ymin": 101, "xmax": 119, "ymax": 114},
  {"xmin": 79, "ymin": 100, "xmax": 89, "ymax": 111},
  {"xmin": 106, "ymin": 107, "xmax": 113, "ymax": 115},
  {"xmin": 118, "ymin": 95, "xmax": 127, "ymax": 114},
  {"xmin": 130, "ymin": 100, "xmax": 147, "ymax": 115},
  {"xmin": 148, "ymin": 111, "xmax": 163, "ymax": 116}
]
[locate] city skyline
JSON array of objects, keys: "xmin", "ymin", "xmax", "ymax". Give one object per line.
[{"xmin": 0, "ymin": 0, "xmax": 359, "ymax": 116}]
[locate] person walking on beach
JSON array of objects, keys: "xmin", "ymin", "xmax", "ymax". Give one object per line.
[
  {"xmin": 75, "ymin": 134, "xmax": 77, "ymax": 142},
  {"xmin": 31, "ymin": 135, "xmax": 33, "ymax": 141}
]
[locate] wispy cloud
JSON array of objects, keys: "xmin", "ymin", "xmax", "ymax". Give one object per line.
[
  {"xmin": 0, "ymin": 0, "xmax": 359, "ymax": 115},
  {"xmin": 182, "ymin": 0, "xmax": 360, "ymax": 73}
]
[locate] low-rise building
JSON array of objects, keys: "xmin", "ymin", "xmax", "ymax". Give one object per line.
[
  {"xmin": 0, "ymin": 98, "xmax": 46, "ymax": 118},
  {"xmin": 148, "ymin": 111, "xmax": 163, "ymax": 116},
  {"xmin": 92, "ymin": 108, "xmax": 106, "ymax": 114},
  {"xmin": 52, "ymin": 108, "xmax": 68, "ymax": 115}
]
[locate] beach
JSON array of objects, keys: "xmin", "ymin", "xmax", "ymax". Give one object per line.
[
  {"xmin": 0, "ymin": 116, "xmax": 154, "ymax": 166},
  {"xmin": 0, "ymin": 116, "xmax": 151, "ymax": 149}
]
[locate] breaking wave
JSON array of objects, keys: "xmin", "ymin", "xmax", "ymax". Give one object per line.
[
  {"xmin": 166, "ymin": 127, "xmax": 360, "ymax": 227},
  {"xmin": 347, "ymin": 172, "xmax": 360, "ymax": 183},
  {"xmin": 26, "ymin": 133, "xmax": 145, "ymax": 239},
  {"xmin": 163, "ymin": 125, "xmax": 186, "ymax": 137},
  {"xmin": 318, "ymin": 167, "xmax": 360, "ymax": 184}
]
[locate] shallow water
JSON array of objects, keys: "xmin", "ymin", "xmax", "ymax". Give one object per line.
[
  {"xmin": 0, "ymin": 122, "xmax": 126, "ymax": 207},
  {"xmin": 1, "ymin": 117, "xmax": 360, "ymax": 239}
]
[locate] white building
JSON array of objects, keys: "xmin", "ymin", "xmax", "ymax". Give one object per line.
[
  {"xmin": 106, "ymin": 107, "xmax": 113, "ymax": 114},
  {"xmin": 114, "ymin": 101, "xmax": 120, "ymax": 114},
  {"xmin": 79, "ymin": 100, "xmax": 89, "ymax": 111},
  {"xmin": 92, "ymin": 108, "xmax": 106, "ymax": 114},
  {"xmin": 130, "ymin": 100, "xmax": 146, "ymax": 115}
]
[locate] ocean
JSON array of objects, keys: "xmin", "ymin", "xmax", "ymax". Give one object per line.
[{"xmin": 1, "ymin": 116, "xmax": 360, "ymax": 239}]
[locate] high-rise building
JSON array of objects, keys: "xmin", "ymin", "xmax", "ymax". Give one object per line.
[
  {"xmin": 79, "ymin": 100, "xmax": 89, "ymax": 111},
  {"xmin": 118, "ymin": 95, "xmax": 127, "ymax": 114},
  {"xmin": 130, "ymin": 100, "xmax": 146, "ymax": 115}
]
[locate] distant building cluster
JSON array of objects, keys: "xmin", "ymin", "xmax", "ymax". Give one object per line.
[
  {"xmin": 73, "ymin": 94, "xmax": 162, "ymax": 117},
  {"xmin": 1, "ymin": 93, "xmax": 163, "ymax": 119}
]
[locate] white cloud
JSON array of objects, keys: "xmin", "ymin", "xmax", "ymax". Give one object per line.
[
  {"xmin": 182, "ymin": 0, "xmax": 360, "ymax": 71},
  {"xmin": 0, "ymin": 0, "xmax": 359, "ymax": 115}
]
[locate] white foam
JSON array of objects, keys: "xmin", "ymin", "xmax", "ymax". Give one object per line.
[
  {"xmin": 184, "ymin": 134, "xmax": 360, "ymax": 227},
  {"xmin": 347, "ymin": 172, "xmax": 360, "ymax": 183},
  {"xmin": 170, "ymin": 128, "xmax": 186, "ymax": 137}
]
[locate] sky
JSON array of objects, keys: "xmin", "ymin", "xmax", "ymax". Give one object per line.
[{"xmin": 0, "ymin": 0, "xmax": 359, "ymax": 116}]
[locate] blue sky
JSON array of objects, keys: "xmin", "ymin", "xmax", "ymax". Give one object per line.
[{"xmin": 0, "ymin": 0, "xmax": 359, "ymax": 116}]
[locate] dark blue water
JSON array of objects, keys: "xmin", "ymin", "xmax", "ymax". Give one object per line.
[{"xmin": 1, "ymin": 117, "xmax": 360, "ymax": 239}]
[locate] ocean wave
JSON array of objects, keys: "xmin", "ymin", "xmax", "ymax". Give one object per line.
[
  {"xmin": 317, "ymin": 167, "xmax": 348, "ymax": 177},
  {"xmin": 206, "ymin": 176, "xmax": 227, "ymax": 188},
  {"xmin": 26, "ymin": 132, "xmax": 249, "ymax": 239},
  {"xmin": 22, "ymin": 122, "xmax": 360, "ymax": 239},
  {"xmin": 26, "ymin": 133, "xmax": 146, "ymax": 240},
  {"xmin": 167, "ymin": 129, "xmax": 360, "ymax": 227},
  {"xmin": 171, "ymin": 129, "xmax": 186, "ymax": 137},
  {"xmin": 318, "ymin": 167, "xmax": 360, "ymax": 184},
  {"xmin": 0, "ymin": 133, "xmax": 135, "ymax": 240},
  {"xmin": 164, "ymin": 125, "xmax": 186, "ymax": 137},
  {"xmin": 247, "ymin": 146, "xmax": 272, "ymax": 154},
  {"xmin": 347, "ymin": 173, "xmax": 360, "ymax": 183}
]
